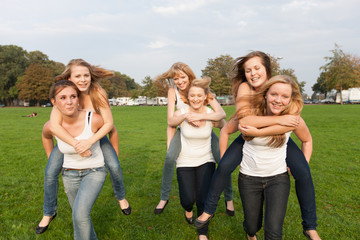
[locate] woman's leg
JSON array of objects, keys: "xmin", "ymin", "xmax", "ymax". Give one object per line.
[
  {"xmin": 263, "ymin": 173, "xmax": 290, "ymax": 240},
  {"xmin": 100, "ymin": 136, "xmax": 126, "ymax": 201},
  {"xmin": 195, "ymin": 162, "xmax": 215, "ymax": 237},
  {"xmin": 238, "ymin": 173, "xmax": 263, "ymax": 237},
  {"xmin": 62, "ymin": 167, "xmax": 107, "ymax": 240},
  {"xmin": 286, "ymin": 138, "xmax": 317, "ymax": 230},
  {"xmin": 211, "ymin": 131, "xmax": 233, "ymax": 203},
  {"xmin": 177, "ymin": 167, "xmax": 196, "ymax": 213},
  {"xmin": 43, "ymin": 145, "xmax": 63, "ymax": 216},
  {"xmin": 160, "ymin": 129, "xmax": 181, "ymax": 201},
  {"xmin": 203, "ymin": 135, "xmax": 245, "ymax": 215}
]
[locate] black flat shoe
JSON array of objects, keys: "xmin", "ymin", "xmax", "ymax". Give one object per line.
[
  {"xmin": 185, "ymin": 212, "xmax": 194, "ymax": 224},
  {"xmin": 154, "ymin": 200, "xmax": 169, "ymax": 215},
  {"xmin": 35, "ymin": 213, "xmax": 57, "ymax": 234},
  {"xmin": 225, "ymin": 200, "xmax": 235, "ymax": 216},
  {"xmin": 303, "ymin": 230, "xmax": 313, "ymax": 240},
  {"xmin": 121, "ymin": 204, "xmax": 131, "ymax": 215},
  {"xmin": 194, "ymin": 214, "xmax": 213, "ymax": 229}
]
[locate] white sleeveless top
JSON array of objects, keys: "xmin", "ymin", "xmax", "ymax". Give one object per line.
[
  {"xmin": 56, "ymin": 111, "xmax": 105, "ymax": 169},
  {"xmin": 176, "ymin": 106, "xmax": 215, "ymax": 168},
  {"xmin": 174, "ymin": 86, "xmax": 187, "ymax": 110},
  {"xmin": 240, "ymin": 132, "xmax": 291, "ymax": 177}
]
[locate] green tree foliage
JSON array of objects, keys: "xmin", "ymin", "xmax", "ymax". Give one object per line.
[
  {"xmin": 0, "ymin": 45, "xmax": 29, "ymax": 105},
  {"xmin": 141, "ymin": 76, "xmax": 157, "ymax": 103},
  {"xmin": 106, "ymin": 72, "xmax": 140, "ymax": 98},
  {"xmin": 153, "ymin": 78, "xmax": 169, "ymax": 97},
  {"xmin": 312, "ymin": 72, "xmax": 327, "ymax": 95},
  {"xmin": 17, "ymin": 64, "xmax": 54, "ymax": 106},
  {"xmin": 201, "ymin": 54, "xmax": 234, "ymax": 96},
  {"xmin": 320, "ymin": 44, "xmax": 360, "ymax": 103}
]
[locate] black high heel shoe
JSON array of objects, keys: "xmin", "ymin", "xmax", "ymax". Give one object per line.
[
  {"xmin": 184, "ymin": 212, "xmax": 194, "ymax": 224},
  {"xmin": 225, "ymin": 200, "xmax": 235, "ymax": 216},
  {"xmin": 154, "ymin": 200, "xmax": 169, "ymax": 215},
  {"xmin": 121, "ymin": 204, "xmax": 131, "ymax": 215},
  {"xmin": 35, "ymin": 213, "xmax": 57, "ymax": 234}
]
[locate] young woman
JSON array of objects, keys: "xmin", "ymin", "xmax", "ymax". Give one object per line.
[
  {"xmin": 175, "ymin": 78, "xmax": 225, "ymax": 240},
  {"xmin": 36, "ymin": 59, "xmax": 130, "ymax": 234},
  {"xmin": 237, "ymin": 75, "xmax": 311, "ymax": 239},
  {"xmin": 42, "ymin": 80, "xmax": 107, "ymax": 239},
  {"xmin": 195, "ymin": 51, "xmax": 321, "ymax": 240},
  {"xmin": 154, "ymin": 62, "xmax": 234, "ymax": 216}
]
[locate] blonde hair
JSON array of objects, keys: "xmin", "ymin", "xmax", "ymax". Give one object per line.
[
  {"xmin": 55, "ymin": 59, "xmax": 114, "ymax": 114},
  {"xmin": 239, "ymin": 75, "xmax": 303, "ymax": 147},
  {"xmin": 184, "ymin": 77, "xmax": 214, "ymax": 105}
]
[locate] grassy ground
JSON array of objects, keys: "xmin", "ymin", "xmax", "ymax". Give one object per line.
[{"xmin": 0, "ymin": 105, "xmax": 359, "ymax": 239}]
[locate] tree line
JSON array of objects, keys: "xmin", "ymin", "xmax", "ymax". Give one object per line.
[{"xmin": 1, "ymin": 44, "xmax": 359, "ymax": 106}]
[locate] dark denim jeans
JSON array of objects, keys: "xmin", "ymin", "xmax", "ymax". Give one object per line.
[
  {"xmin": 177, "ymin": 162, "xmax": 215, "ymax": 236},
  {"xmin": 42, "ymin": 136, "xmax": 126, "ymax": 216},
  {"xmin": 238, "ymin": 172, "xmax": 290, "ymax": 240},
  {"xmin": 160, "ymin": 128, "xmax": 233, "ymax": 202},
  {"xmin": 203, "ymin": 135, "xmax": 317, "ymax": 230}
]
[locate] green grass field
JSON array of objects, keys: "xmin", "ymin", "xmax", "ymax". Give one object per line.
[{"xmin": 0, "ymin": 105, "xmax": 359, "ymax": 239}]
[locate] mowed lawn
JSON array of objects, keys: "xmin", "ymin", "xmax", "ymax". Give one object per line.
[{"xmin": 0, "ymin": 104, "xmax": 359, "ymax": 240}]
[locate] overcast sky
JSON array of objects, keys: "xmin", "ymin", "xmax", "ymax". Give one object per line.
[{"xmin": 1, "ymin": 0, "xmax": 360, "ymax": 95}]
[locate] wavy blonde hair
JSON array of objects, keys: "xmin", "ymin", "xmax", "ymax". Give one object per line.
[
  {"xmin": 239, "ymin": 75, "xmax": 303, "ymax": 147},
  {"xmin": 55, "ymin": 59, "xmax": 114, "ymax": 114},
  {"xmin": 184, "ymin": 77, "xmax": 214, "ymax": 105}
]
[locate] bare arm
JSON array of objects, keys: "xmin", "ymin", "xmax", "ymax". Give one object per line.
[
  {"xmin": 187, "ymin": 96, "xmax": 226, "ymax": 122},
  {"xmin": 293, "ymin": 118, "xmax": 313, "ymax": 163},
  {"xmin": 167, "ymin": 88, "xmax": 188, "ymax": 127},
  {"xmin": 240, "ymin": 114, "xmax": 300, "ymax": 128},
  {"xmin": 238, "ymin": 123, "xmax": 296, "ymax": 137},
  {"xmin": 219, "ymin": 118, "xmax": 239, "ymax": 158},
  {"xmin": 42, "ymin": 121, "xmax": 54, "ymax": 158},
  {"xmin": 49, "ymin": 107, "xmax": 78, "ymax": 146},
  {"xmin": 75, "ymin": 89, "xmax": 114, "ymax": 153},
  {"xmin": 108, "ymin": 126, "xmax": 119, "ymax": 156}
]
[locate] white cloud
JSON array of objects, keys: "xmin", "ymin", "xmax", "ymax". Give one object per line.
[{"xmin": 152, "ymin": 0, "xmax": 210, "ymax": 14}]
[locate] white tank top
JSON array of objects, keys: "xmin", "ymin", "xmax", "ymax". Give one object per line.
[
  {"xmin": 176, "ymin": 106, "xmax": 215, "ymax": 168},
  {"xmin": 240, "ymin": 132, "xmax": 291, "ymax": 177},
  {"xmin": 56, "ymin": 111, "xmax": 104, "ymax": 169},
  {"xmin": 174, "ymin": 86, "xmax": 187, "ymax": 110}
]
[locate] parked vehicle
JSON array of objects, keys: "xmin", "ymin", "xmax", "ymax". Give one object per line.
[{"xmin": 320, "ymin": 98, "xmax": 335, "ymax": 104}]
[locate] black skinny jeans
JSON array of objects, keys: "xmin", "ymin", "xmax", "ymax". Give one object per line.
[
  {"xmin": 177, "ymin": 162, "xmax": 215, "ymax": 236},
  {"xmin": 203, "ymin": 135, "xmax": 317, "ymax": 230}
]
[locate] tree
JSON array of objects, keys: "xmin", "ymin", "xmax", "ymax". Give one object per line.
[
  {"xmin": 153, "ymin": 78, "xmax": 169, "ymax": 97},
  {"xmin": 312, "ymin": 72, "xmax": 327, "ymax": 96},
  {"xmin": 141, "ymin": 76, "xmax": 157, "ymax": 103},
  {"xmin": 0, "ymin": 45, "xmax": 29, "ymax": 105},
  {"xmin": 278, "ymin": 68, "xmax": 305, "ymax": 94},
  {"xmin": 201, "ymin": 54, "xmax": 234, "ymax": 96},
  {"xmin": 17, "ymin": 64, "xmax": 54, "ymax": 106},
  {"xmin": 320, "ymin": 44, "xmax": 360, "ymax": 104}
]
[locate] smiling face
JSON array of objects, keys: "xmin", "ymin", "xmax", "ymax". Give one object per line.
[
  {"xmin": 173, "ymin": 70, "xmax": 190, "ymax": 91},
  {"xmin": 68, "ymin": 65, "xmax": 91, "ymax": 93},
  {"xmin": 244, "ymin": 56, "xmax": 268, "ymax": 90},
  {"xmin": 188, "ymin": 86, "xmax": 206, "ymax": 111},
  {"xmin": 51, "ymin": 86, "xmax": 79, "ymax": 116},
  {"xmin": 266, "ymin": 83, "xmax": 292, "ymax": 116}
]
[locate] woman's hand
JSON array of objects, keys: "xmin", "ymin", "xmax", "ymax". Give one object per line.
[
  {"xmin": 238, "ymin": 124, "xmax": 260, "ymax": 137},
  {"xmin": 79, "ymin": 149, "xmax": 92, "ymax": 157},
  {"xmin": 185, "ymin": 112, "xmax": 201, "ymax": 127},
  {"xmin": 74, "ymin": 139, "xmax": 93, "ymax": 154},
  {"xmin": 278, "ymin": 115, "xmax": 300, "ymax": 127}
]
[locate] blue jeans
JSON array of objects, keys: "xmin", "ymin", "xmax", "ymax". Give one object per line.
[
  {"xmin": 177, "ymin": 162, "xmax": 215, "ymax": 236},
  {"xmin": 62, "ymin": 166, "xmax": 107, "ymax": 240},
  {"xmin": 42, "ymin": 136, "xmax": 126, "ymax": 216},
  {"xmin": 160, "ymin": 128, "xmax": 233, "ymax": 201},
  {"xmin": 203, "ymin": 135, "xmax": 317, "ymax": 230},
  {"xmin": 238, "ymin": 172, "xmax": 290, "ymax": 240}
]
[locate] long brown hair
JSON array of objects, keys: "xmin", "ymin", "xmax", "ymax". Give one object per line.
[
  {"xmin": 55, "ymin": 59, "xmax": 114, "ymax": 114},
  {"xmin": 231, "ymin": 51, "xmax": 272, "ymax": 99},
  {"xmin": 239, "ymin": 75, "xmax": 303, "ymax": 148},
  {"xmin": 49, "ymin": 80, "xmax": 80, "ymax": 101}
]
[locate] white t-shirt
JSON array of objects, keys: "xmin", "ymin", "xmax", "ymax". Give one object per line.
[
  {"xmin": 240, "ymin": 132, "xmax": 292, "ymax": 177},
  {"xmin": 176, "ymin": 106, "xmax": 215, "ymax": 168},
  {"xmin": 56, "ymin": 111, "xmax": 104, "ymax": 169}
]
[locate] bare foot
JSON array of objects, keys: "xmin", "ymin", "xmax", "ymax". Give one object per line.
[
  {"xmin": 199, "ymin": 234, "xmax": 208, "ymax": 240},
  {"xmin": 155, "ymin": 200, "xmax": 168, "ymax": 209},
  {"xmin": 226, "ymin": 200, "xmax": 234, "ymax": 211},
  {"xmin": 305, "ymin": 230, "xmax": 322, "ymax": 240},
  {"xmin": 247, "ymin": 234, "xmax": 257, "ymax": 240},
  {"xmin": 118, "ymin": 198, "xmax": 129, "ymax": 210},
  {"xmin": 185, "ymin": 210, "xmax": 193, "ymax": 219},
  {"xmin": 197, "ymin": 212, "xmax": 212, "ymax": 222},
  {"xmin": 38, "ymin": 216, "xmax": 53, "ymax": 227}
]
